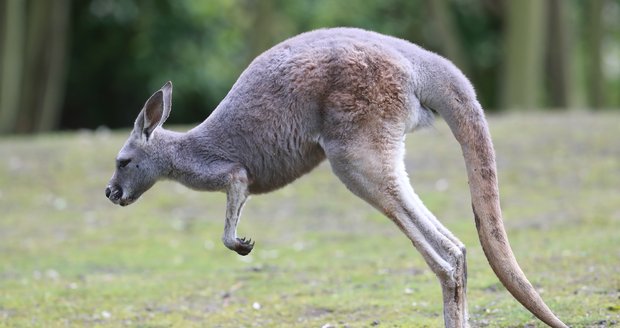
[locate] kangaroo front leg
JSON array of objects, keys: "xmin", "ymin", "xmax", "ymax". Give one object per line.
[{"xmin": 221, "ymin": 167, "xmax": 254, "ymax": 256}]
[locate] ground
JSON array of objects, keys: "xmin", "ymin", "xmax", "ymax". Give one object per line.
[{"xmin": 0, "ymin": 112, "xmax": 618, "ymax": 327}]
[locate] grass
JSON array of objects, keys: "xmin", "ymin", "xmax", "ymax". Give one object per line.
[{"xmin": 0, "ymin": 112, "xmax": 619, "ymax": 327}]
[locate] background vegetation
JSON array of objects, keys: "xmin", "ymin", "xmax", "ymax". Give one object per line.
[{"xmin": 1, "ymin": 0, "xmax": 620, "ymax": 134}]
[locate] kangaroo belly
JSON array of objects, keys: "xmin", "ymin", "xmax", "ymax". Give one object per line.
[{"xmin": 246, "ymin": 141, "xmax": 326, "ymax": 194}]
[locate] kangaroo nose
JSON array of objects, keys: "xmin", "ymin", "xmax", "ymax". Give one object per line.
[{"xmin": 106, "ymin": 185, "xmax": 123, "ymax": 202}]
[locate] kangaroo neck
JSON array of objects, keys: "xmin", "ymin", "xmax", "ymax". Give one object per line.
[{"xmin": 150, "ymin": 128, "xmax": 189, "ymax": 179}]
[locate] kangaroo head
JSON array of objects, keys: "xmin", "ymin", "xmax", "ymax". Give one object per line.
[{"xmin": 105, "ymin": 82, "xmax": 173, "ymax": 206}]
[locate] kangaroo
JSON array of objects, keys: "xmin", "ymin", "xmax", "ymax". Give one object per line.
[{"xmin": 105, "ymin": 28, "xmax": 566, "ymax": 327}]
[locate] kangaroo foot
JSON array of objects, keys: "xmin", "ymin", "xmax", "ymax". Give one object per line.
[{"xmin": 233, "ymin": 237, "xmax": 255, "ymax": 256}]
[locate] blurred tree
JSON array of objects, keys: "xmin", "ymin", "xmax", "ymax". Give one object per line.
[
  {"xmin": 18, "ymin": 0, "xmax": 70, "ymax": 132},
  {"xmin": 0, "ymin": 0, "xmax": 70, "ymax": 134},
  {"xmin": 0, "ymin": 0, "xmax": 26, "ymax": 134},
  {"xmin": 502, "ymin": 0, "xmax": 547, "ymax": 110},
  {"xmin": 585, "ymin": 0, "xmax": 605, "ymax": 109},
  {"xmin": 545, "ymin": 0, "xmax": 572, "ymax": 109}
]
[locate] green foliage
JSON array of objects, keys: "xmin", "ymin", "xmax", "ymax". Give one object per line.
[
  {"xmin": 63, "ymin": 0, "xmax": 249, "ymax": 129},
  {"xmin": 1, "ymin": 114, "xmax": 618, "ymax": 327}
]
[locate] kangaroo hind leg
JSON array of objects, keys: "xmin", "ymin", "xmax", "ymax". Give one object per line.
[{"xmin": 322, "ymin": 137, "xmax": 469, "ymax": 328}]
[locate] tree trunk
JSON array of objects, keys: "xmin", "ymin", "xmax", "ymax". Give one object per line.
[
  {"xmin": 0, "ymin": 0, "xmax": 26, "ymax": 134},
  {"xmin": 501, "ymin": 0, "xmax": 547, "ymax": 110},
  {"xmin": 36, "ymin": 0, "xmax": 70, "ymax": 132},
  {"xmin": 585, "ymin": 0, "xmax": 604, "ymax": 109},
  {"xmin": 0, "ymin": 0, "xmax": 70, "ymax": 134},
  {"xmin": 545, "ymin": 0, "xmax": 572, "ymax": 109}
]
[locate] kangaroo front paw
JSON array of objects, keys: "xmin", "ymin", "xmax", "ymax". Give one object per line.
[
  {"xmin": 234, "ymin": 237, "xmax": 255, "ymax": 256},
  {"xmin": 222, "ymin": 236, "xmax": 255, "ymax": 256}
]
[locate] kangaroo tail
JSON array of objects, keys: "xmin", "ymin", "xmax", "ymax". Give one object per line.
[{"xmin": 420, "ymin": 60, "xmax": 567, "ymax": 328}]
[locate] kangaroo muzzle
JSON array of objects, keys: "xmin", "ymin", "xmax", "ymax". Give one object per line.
[{"xmin": 105, "ymin": 185, "xmax": 123, "ymax": 204}]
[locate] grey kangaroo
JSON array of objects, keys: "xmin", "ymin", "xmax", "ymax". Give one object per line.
[{"xmin": 105, "ymin": 28, "xmax": 566, "ymax": 327}]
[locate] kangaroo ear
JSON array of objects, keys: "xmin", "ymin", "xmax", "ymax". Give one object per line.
[{"xmin": 135, "ymin": 81, "xmax": 173, "ymax": 140}]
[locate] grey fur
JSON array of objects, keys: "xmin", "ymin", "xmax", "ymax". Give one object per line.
[{"xmin": 105, "ymin": 28, "xmax": 566, "ymax": 327}]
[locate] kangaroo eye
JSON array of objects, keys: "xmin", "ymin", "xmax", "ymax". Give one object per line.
[{"xmin": 117, "ymin": 158, "xmax": 132, "ymax": 169}]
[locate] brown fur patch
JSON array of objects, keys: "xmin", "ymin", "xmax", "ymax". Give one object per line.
[{"xmin": 320, "ymin": 43, "xmax": 410, "ymax": 133}]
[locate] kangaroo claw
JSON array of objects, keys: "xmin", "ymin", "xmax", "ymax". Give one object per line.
[{"xmin": 235, "ymin": 237, "xmax": 255, "ymax": 256}]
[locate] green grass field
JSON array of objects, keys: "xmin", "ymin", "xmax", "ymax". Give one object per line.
[{"xmin": 1, "ymin": 113, "xmax": 619, "ymax": 327}]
